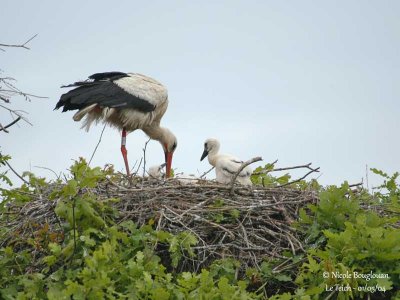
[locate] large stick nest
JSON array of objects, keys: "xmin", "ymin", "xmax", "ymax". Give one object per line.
[{"xmin": 1, "ymin": 178, "xmax": 318, "ymax": 273}]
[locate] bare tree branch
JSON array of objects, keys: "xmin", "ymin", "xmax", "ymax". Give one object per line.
[
  {"xmin": 0, "ymin": 34, "xmax": 38, "ymax": 51},
  {"xmin": 1, "ymin": 156, "xmax": 29, "ymax": 185},
  {"xmin": 0, "ymin": 103, "xmax": 32, "ymax": 127},
  {"xmin": 0, "ymin": 116, "xmax": 22, "ymax": 132}
]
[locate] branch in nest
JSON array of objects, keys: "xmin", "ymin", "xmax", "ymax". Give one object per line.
[
  {"xmin": 230, "ymin": 156, "xmax": 263, "ymax": 194},
  {"xmin": 200, "ymin": 166, "xmax": 215, "ymax": 179},
  {"xmin": 253, "ymin": 162, "xmax": 317, "ymax": 175},
  {"xmin": 277, "ymin": 165, "xmax": 320, "ymax": 188}
]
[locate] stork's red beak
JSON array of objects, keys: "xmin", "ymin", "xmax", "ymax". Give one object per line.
[{"xmin": 165, "ymin": 151, "xmax": 173, "ymax": 178}]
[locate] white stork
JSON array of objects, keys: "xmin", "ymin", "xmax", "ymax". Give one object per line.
[
  {"xmin": 200, "ymin": 138, "xmax": 252, "ymax": 185},
  {"xmin": 55, "ymin": 71, "xmax": 177, "ymax": 177}
]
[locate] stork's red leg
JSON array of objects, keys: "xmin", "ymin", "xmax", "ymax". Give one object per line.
[{"xmin": 121, "ymin": 128, "xmax": 130, "ymax": 176}]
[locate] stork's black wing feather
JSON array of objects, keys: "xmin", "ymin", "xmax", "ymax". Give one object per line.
[
  {"xmin": 89, "ymin": 72, "xmax": 129, "ymax": 81},
  {"xmin": 60, "ymin": 72, "xmax": 129, "ymax": 88},
  {"xmin": 55, "ymin": 80, "xmax": 155, "ymax": 112}
]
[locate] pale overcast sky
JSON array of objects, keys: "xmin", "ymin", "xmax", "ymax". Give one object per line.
[{"xmin": 1, "ymin": 0, "xmax": 399, "ymax": 188}]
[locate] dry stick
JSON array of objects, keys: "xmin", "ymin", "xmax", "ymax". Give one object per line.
[
  {"xmin": 0, "ymin": 116, "xmax": 21, "ymax": 132},
  {"xmin": 0, "ymin": 104, "xmax": 32, "ymax": 126},
  {"xmin": 229, "ymin": 156, "xmax": 263, "ymax": 194},
  {"xmin": 0, "ymin": 34, "xmax": 38, "ymax": 50},
  {"xmin": 0, "ymin": 89, "xmax": 48, "ymax": 99},
  {"xmin": 349, "ymin": 181, "xmax": 363, "ymax": 188},
  {"xmin": 134, "ymin": 157, "xmax": 143, "ymax": 175},
  {"xmin": 141, "ymin": 138, "xmax": 151, "ymax": 188},
  {"xmin": 3, "ymin": 158, "xmax": 29, "ymax": 185},
  {"xmin": 277, "ymin": 166, "xmax": 320, "ymax": 188},
  {"xmin": 88, "ymin": 123, "xmax": 107, "ymax": 166},
  {"xmin": 33, "ymin": 165, "xmax": 60, "ymax": 180},
  {"xmin": 142, "ymin": 138, "xmax": 151, "ymax": 178},
  {"xmin": 253, "ymin": 162, "xmax": 317, "ymax": 175},
  {"xmin": 200, "ymin": 166, "xmax": 215, "ymax": 179},
  {"xmin": 0, "ymin": 94, "xmax": 10, "ymax": 103}
]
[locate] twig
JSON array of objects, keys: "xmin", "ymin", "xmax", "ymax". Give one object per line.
[
  {"xmin": 349, "ymin": 181, "xmax": 363, "ymax": 188},
  {"xmin": 0, "ymin": 34, "xmax": 38, "ymax": 50},
  {"xmin": 200, "ymin": 166, "xmax": 215, "ymax": 179},
  {"xmin": 0, "ymin": 116, "xmax": 22, "ymax": 132},
  {"xmin": 134, "ymin": 157, "xmax": 143, "ymax": 176},
  {"xmin": 0, "ymin": 104, "xmax": 32, "ymax": 126},
  {"xmin": 229, "ymin": 156, "xmax": 263, "ymax": 194},
  {"xmin": 253, "ymin": 162, "xmax": 315, "ymax": 175},
  {"xmin": 140, "ymin": 138, "xmax": 151, "ymax": 189},
  {"xmin": 2, "ymin": 158, "xmax": 29, "ymax": 185},
  {"xmin": 142, "ymin": 138, "xmax": 151, "ymax": 179},
  {"xmin": 88, "ymin": 123, "xmax": 107, "ymax": 166},
  {"xmin": 277, "ymin": 166, "xmax": 320, "ymax": 188},
  {"xmin": 33, "ymin": 165, "xmax": 60, "ymax": 180}
]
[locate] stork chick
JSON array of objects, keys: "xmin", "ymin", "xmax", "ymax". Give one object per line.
[{"xmin": 200, "ymin": 138, "xmax": 252, "ymax": 186}]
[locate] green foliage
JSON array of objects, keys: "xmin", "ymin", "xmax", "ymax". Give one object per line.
[
  {"xmin": 251, "ymin": 163, "xmax": 291, "ymax": 187},
  {"xmin": 286, "ymin": 170, "xmax": 400, "ymax": 299},
  {"xmin": 1, "ymin": 158, "xmax": 400, "ymax": 299},
  {"xmin": 0, "ymin": 153, "xmax": 13, "ymax": 187},
  {"xmin": 0, "ymin": 158, "xmax": 258, "ymax": 299},
  {"xmin": 370, "ymin": 168, "xmax": 400, "ymax": 213}
]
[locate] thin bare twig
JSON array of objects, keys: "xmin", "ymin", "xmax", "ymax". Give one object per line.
[
  {"xmin": 253, "ymin": 162, "xmax": 315, "ymax": 175},
  {"xmin": 88, "ymin": 123, "xmax": 107, "ymax": 166},
  {"xmin": 141, "ymin": 138, "xmax": 151, "ymax": 188},
  {"xmin": 200, "ymin": 166, "xmax": 215, "ymax": 179},
  {"xmin": 0, "ymin": 34, "xmax": 38, "ymax": 50},
  {"xmin": 142, "ymin": 138, "xmax": 151, "ymax": 178},
  {"xmin": 349, "ymin": 182, "xmax": 363, "ymax": 188},
  {"xmin": 0, "ymin": 116, "xmax": 22, "ymax": 132},
  {"xmin": 277, "ymin": 166, "xmax": 320, "ymax": 188},
  {"xmin": 33, "ymin": 165, "xmax": 61, "ymax": 180},
  {"xmin": 0, "ymin": 104, "xmax": 32, "ymax": 126},
  {"xmin": 2, "ymin": 158, "xmax": 29, "ymax": 185}
]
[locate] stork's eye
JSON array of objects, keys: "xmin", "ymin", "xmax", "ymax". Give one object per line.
[{"xmin": 172, "ymin": 142, "xmax": 177, "ymax": 151}]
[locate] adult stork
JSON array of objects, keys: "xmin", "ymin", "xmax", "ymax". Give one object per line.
[
  {"xmin": 55, "ymin": 71, "xmax": 177, "ymax": 177},
  {"xmin": 200, "ymin": 138, "xmax": 252, "ymax": 185}
]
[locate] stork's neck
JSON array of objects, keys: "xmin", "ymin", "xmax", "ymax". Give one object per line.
[
  {"xmin": 143, "ymin": 125, "xmax": 174, "ymax": 146},
  {"xmin": 143, "ymin": 125, "xmax": 163, "ymax": 141},
  {"xmin": 207, "ymin": 146, "xmax": 220, "ymax": 167}
]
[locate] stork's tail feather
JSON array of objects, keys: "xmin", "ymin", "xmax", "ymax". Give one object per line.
[{"xmin": 72, "ymin": 104, "xmax": 98, "ymax": 121}]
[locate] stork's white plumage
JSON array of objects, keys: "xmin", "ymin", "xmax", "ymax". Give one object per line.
[
  {"xmin": 200, "ymin": 138, "xmax": 252, "ymax": 186},
  {"xmin": 148, "ymin": 163, "xmax": 166, "ymax": 179},
  {"xmin": 55, "ymin": 72, "xmax": 177, "ymax": 177},
  {"xmin": 175, "ymin": 172, "xmax": 199, "ymax": 185}
]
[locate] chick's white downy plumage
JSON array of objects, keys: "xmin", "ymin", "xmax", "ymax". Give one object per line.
[
  {"xmin": 148, "ymin": 163, "xmax": 166, "ymax": 179},
  {"xmin": 200, "ymin": 138, "xmax": 252, "ymax": 186}
]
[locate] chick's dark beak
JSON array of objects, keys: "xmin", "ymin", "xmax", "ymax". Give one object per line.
[{"xmin": 200, "ymin": 148, "xmax": 209, "ymax": 161}]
